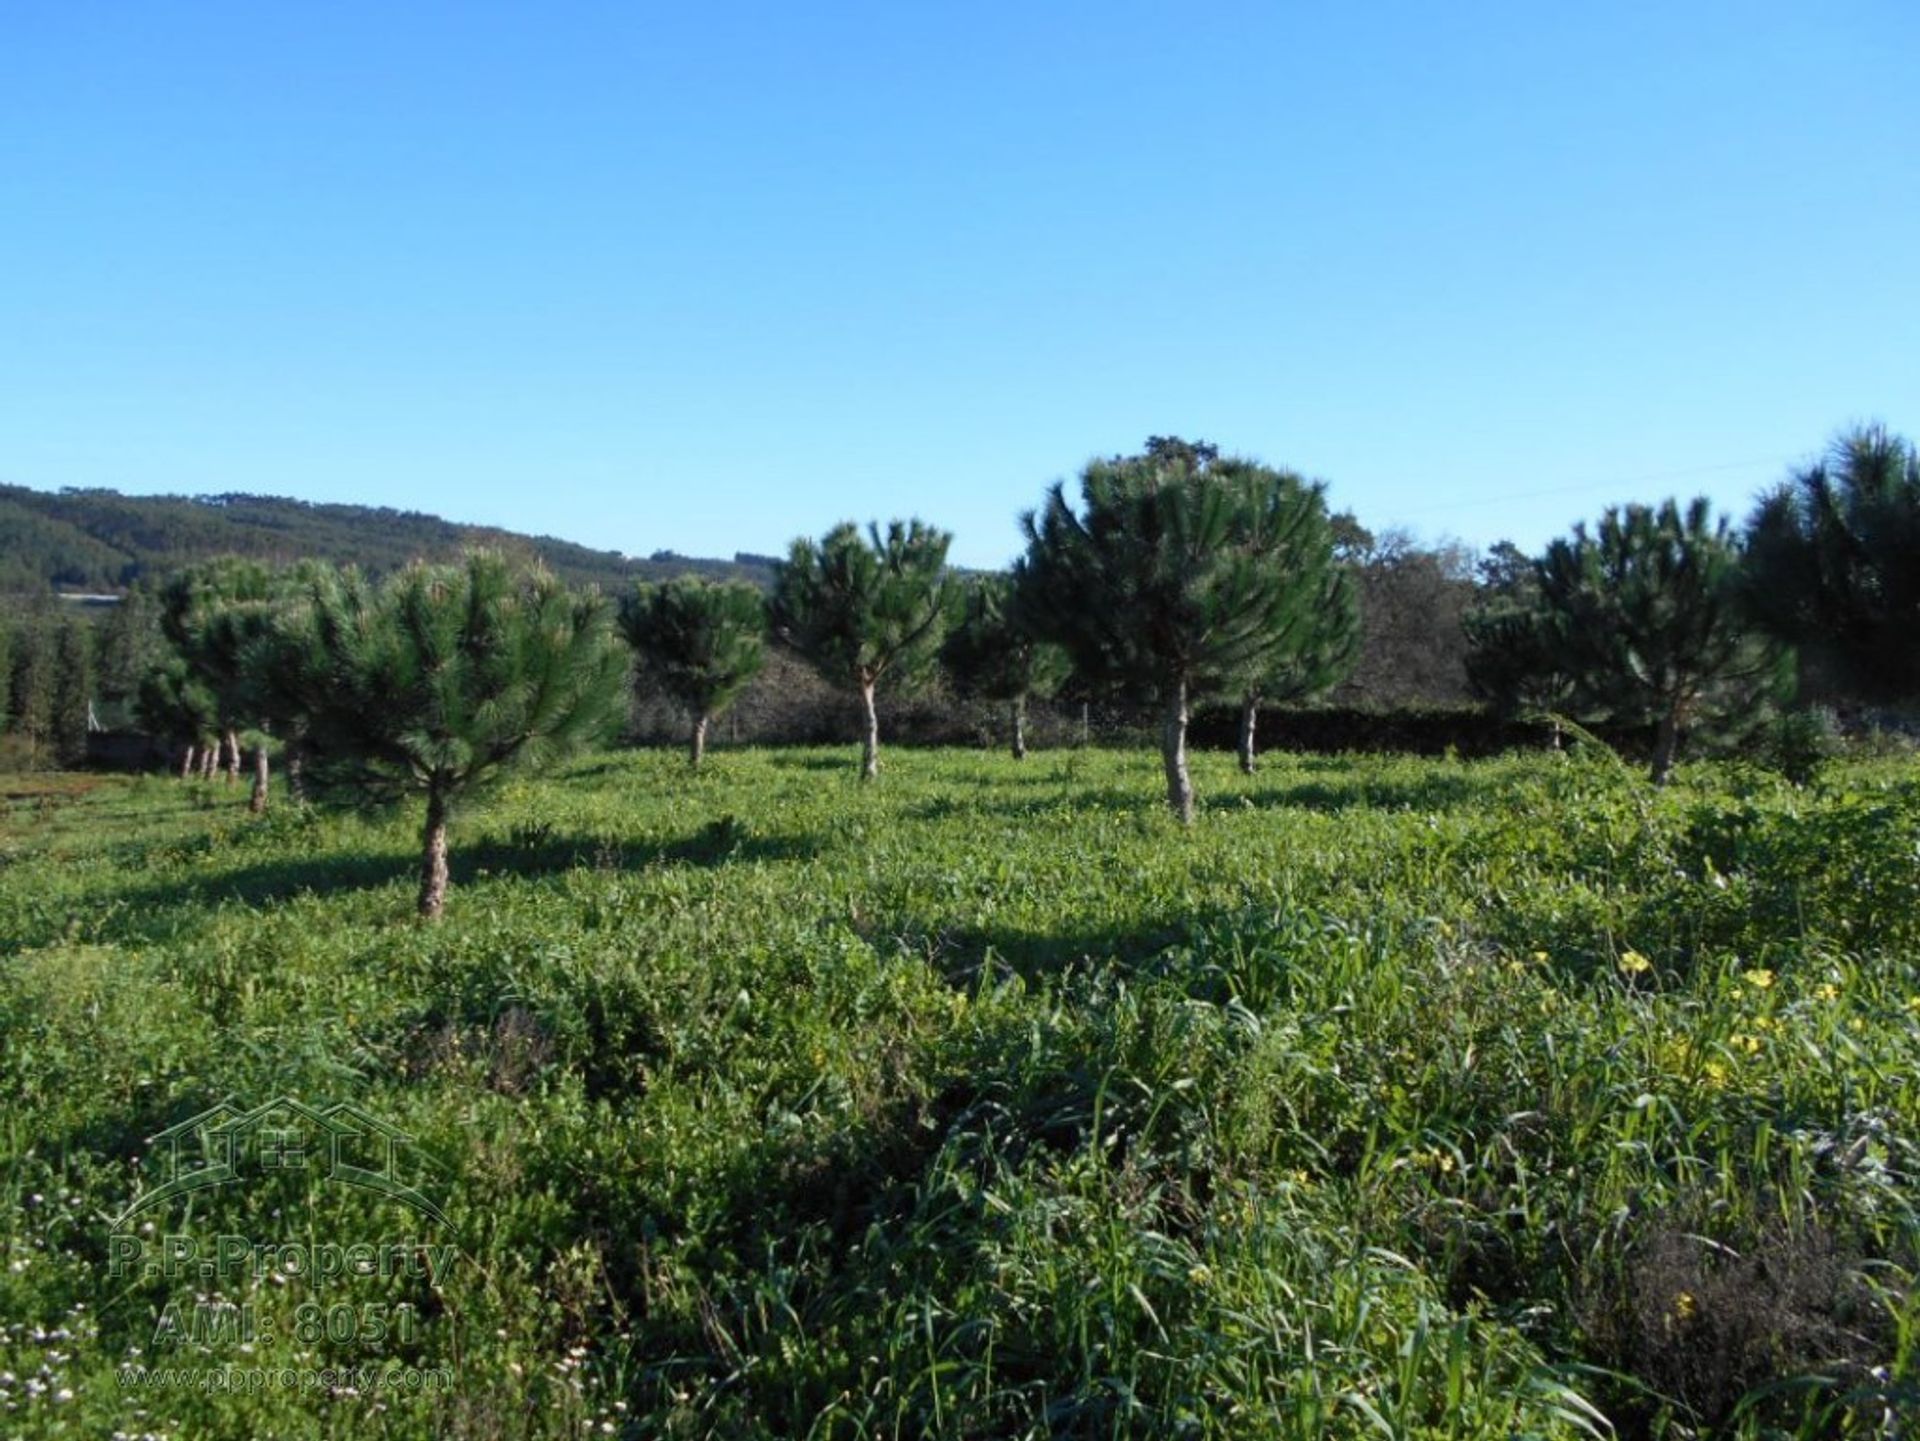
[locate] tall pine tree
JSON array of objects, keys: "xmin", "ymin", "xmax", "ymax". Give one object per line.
[
  {"xmin": 1537, "ymin": 498, "xmax": 1788, "ymax": 784},
  {"xmin": 1017, "ymin": 441, "xmax": 1349, "ymax": 821},
  {"xmin": 941, "ymin": 574, "xmax": 1070, "ymax": 761},
  {"xmin": 772, "ymin": 521, "xmax": 951, "ymax": 781},
  {"xmin": 295, "ymin": 552, "xmax": 626, "ymax": 919},
  {"xmin": 619, "ymin": 577, "xmax": 767, "ymax": 768}
]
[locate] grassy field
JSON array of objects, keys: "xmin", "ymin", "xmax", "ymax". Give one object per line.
[{"xmin": 1, "ymin": 744, "xmax": 1917, "ymax": 1438}]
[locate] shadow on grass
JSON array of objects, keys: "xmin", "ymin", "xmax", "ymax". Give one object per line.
[
  {"xmin": 905, "ymin": 785, "xmax": 1165, "ymax": 823},
  {"xmin": 884, "ymin": 912, "xmax": 1202, "ymax": 993},
  {"xmin": 765, "ymin": 753, "xmax": 859, "ymax": 774},
  {"xmin": 1214, "ymin": 769, "xmax": 1490, "ymax": 815},
  {"xmin": 27, "ymin": 822, "xmax": 823, "ymax": 947}
]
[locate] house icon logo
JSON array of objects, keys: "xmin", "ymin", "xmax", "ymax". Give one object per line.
[{"xmin": 116, "ymin": 1097, "xmax": 450, "ymax": 1229}]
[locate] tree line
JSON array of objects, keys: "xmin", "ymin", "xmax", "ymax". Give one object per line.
[
  {"xmin": 1462, "ymin": 425, "xmax": 1920, "ymax": 785},
  {"xmin": 78, "ymin": 423, "xmax": 1920, "ymax": 919},
  {"xmin": 0, "ymin": 590, "xmax": 160, "ymax": 767},
  {"xmin": 0, "ymin": 483, "xmax": 774, "ymax": 595}
]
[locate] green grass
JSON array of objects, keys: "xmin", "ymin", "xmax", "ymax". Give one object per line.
[{"xmin": 1, "ymin": 744, "xmax": 1916, "ymax": 1438}]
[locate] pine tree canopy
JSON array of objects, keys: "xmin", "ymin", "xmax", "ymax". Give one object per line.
[
  {"xmin": 1536, "ymin": 497, "xmax": 1789, "ymax": 744},
  {"xmin": 619, "ymin": 576, "xmax": 767, "ymax": 719},
  {"xmin": 1014, "ymin": 447, "xmax": 1348, "ymax": 704},
  {"xmin": 298, "ymin": 550, "xmax": 627, "ymax": 809},
  {"xmin": 771, "ymin": 520, "xmax": 952, "ymax": 694},
  {"xmin": 941, "ymin": 574, "xmax": 1069, "ymax": 705},
  {"xmin": 1745, "ymin": 423, "xmax": 1920, "ymax": 705}
]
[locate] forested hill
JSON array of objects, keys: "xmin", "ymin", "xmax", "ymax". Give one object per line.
[{"xmin": 0, "ymin": 484, "xmax": 776, "ymax": 594}]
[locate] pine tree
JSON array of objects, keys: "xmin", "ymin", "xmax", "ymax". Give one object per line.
[
  {"xmin": 1744, "ymin": 424, "xmax": 1920, "ymax": 707},
  {"xmin": 9, "ymin": 609, "xmax": 56, "ymax": 762},
  {"xmin": 618, "ymin": 577, "xmax": 767, "ymax": 767},
  {"xmin": 1016, "ymin": 441, "xmax": 1348, "ymax": 821},
  {"xmin": 1462, "ymin": 548, "xmax": 1579, "ymax": 747},
  {"xmin": 1226, "ymin": 477, "xmax": 1357, "ymax": 773},
  {"xmin": 138, "ymin": 656, "xmax": 219, "ymax": 777},
  {"xmin": 231, "ymin": 559, "xmax": 345, "ymax": 805},
  {"xmin": 92, "ymin": 586, "xmax": 163, "ymax": 730},
  {"xmin": 772, "ymin": 520, "xmax": 951, "ymax": 781},
  {"xmin": 297, "ymin": 552, "xmax": 626, "ymax": 919},
  {"xmin": 0, "ymin": 616, "xmax": 12, "ymax": 734},
  {"xmin": 1462, "ymin": 600, "xmax": 1577, "ymax": 747},
  {"xmin": 1537, "ymin": 498, "xmax": 1788, "ymax": 784},
  {"xmin": 159, "ymin": 558, "xmax": 277, "ymax": 787},
  {"xmin": 50, "ymin": 616, "xmax": 94, "ymax": 767},
  {"xmin": 940, "ymin": 574, "xmax": 1070, "ymax": 761}
]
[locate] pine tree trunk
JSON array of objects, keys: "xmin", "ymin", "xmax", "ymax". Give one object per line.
[
  {"xmin": 418, "ymin": 783, "xmax": 451, "ymax": 920},
  {"xmin": 1237, "ymin": 696, "xmax": 1259, "ymax": 775},
  {"xmin": 1649, "ymin": 711, "xmax": 1681, "ymax": 787},
  {"xmin": 223, "ymin": 729, "xmax": 240, "ymax": 784},
  {"xmin": 201, "ymin": 745, "xmax": 217, "ymax": 781},
  {"xmin": 1549, "ymin": 718, "xmax": 1564, "ymax": 752},
  {"xmin": 249, "ymin": 742, "xmax": 270, "ymax": 814},
  {"xmin": 1010, "ymin": 695, "xmax": 1027, "ymax": 761},
  {"xmin": 287, "ymin": 743, "xmax": 306, "ymax": 803},
  {"xmin": 1161, "ymin": 681, "xmax": 1194, "ymax": 825},
  {"xmin": 690, "ymin": 712, "xmax": 709, "ymax": 769},
  {"xmin": 180, "ymin": 744, "xmax": 196, "ymax": 780},
  {"xmin": 859, "ymin": 680, "xmax": 880, "ymax": 782}
]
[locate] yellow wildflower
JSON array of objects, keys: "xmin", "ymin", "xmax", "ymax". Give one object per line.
[
  {"xmin": 1187, "ymin": 1264, "xmax": 1213, "ymax": 1286},
  {"xmin": 1813, "ymin": 982, "xmax": 1840, "ymax": 1002},
  {"xmin": 1702, "ymin": 1060, "xmax": 1729, "ymax": 1087},
  {"xmin": 1673, "ymin": 1291, "xmax": 1697, "ymax": 1322},
  {"xmin": 1742, "ymin": 968, "xmax": 1775, "ymax": 991},
  {"xmin": 1619, "ymin": 950, "xmax": 1652, "ymax": 975},
  {"xmin": 1730, "ymin": 1033, "xmax": 1762, "ymax": 1055},
  {"xmin": 1531, "ymin": 950, "xmax": 1550, "ymax": 964}
]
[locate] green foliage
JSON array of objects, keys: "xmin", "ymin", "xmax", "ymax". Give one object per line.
[
  {"xmin": 771, "ymin": 519, "xmax": 952, "ymax": 696},
  {"xmin": 1016, "ymin": 449, "xmax": 1334, "ymax": 703},
  {"xmin": 226, "ymin": 559, "xmax": 342, "ymax": 740},
  {"xmin": 1017, "ymin": 442, "xmax": 1354, "ymax": 812},
  {"xmin": 136, "ymin": 654, "xmax": 219, "ymax": 750},
  {"xmin": 1235, "ymin": 562, "xmax": 1358, "ymax": 708},
  {"xmin": 1745, "ymin": 423, "xmax": 1920, "ymax": 705},
  {"xmin": 49, "ymin": 617, "xmax": 94, "ymax": 766},
  {"xmin": 618, "ymin": 576, "xmax": 767, "ymax": 722},
  {"xmin": 298, "ymin": 551, "xmax": 627, "ymax": 813},
  {"xmin": 940, "ymin": 573, "xmax": 1069, "ymax": 705},
  {"xmin": 89, "ymin": 585, "xmax": 163, "ymax": 729},
  {"xmin": 6, "ymin": 600, "xmax": 57, "ymax": 752},
  {"xmin": 158, "ymin": 556, "xmax": 280, "ymax": 736},
  {"xmin": 0, "ymin": 482, "xmax": 776, "ymax": 594},
  {"xmin": 1754, "ymin": 705, "xmax": 1841, "ymax": 787},
  {"xmin": 1, "ymin": 748, "xmax": 1915, "ymax": 1437},
  {"xmin": 1462, "ymin": 577, "xmax": 1577, "ymax": 722},
  {"xmin": 1537, "ymin": 497, "xmax": 1790, "ymax": 781}
]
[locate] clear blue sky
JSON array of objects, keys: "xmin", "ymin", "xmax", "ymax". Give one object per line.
[{"xmin": 4, "ymin": 2, "xmax": 1914, "ymax": 569}]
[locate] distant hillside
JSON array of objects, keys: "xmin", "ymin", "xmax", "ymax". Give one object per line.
[{"xmin": 0, "ymin": 485, "xmax": 774, "ymax": 594}]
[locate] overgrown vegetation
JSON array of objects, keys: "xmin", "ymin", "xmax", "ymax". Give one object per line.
[{"xmin": 3, "ymin": 744, "xmax": 1915, "ymax": 1437}]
